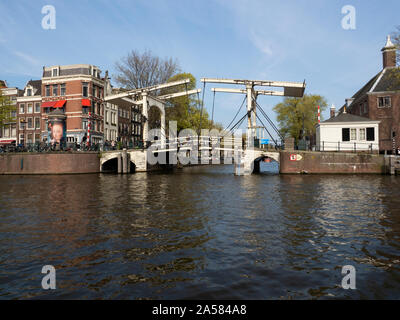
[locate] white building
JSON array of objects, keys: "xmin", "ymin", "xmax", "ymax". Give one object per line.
[{"xmin": 316, "ymin": 109, "xmax": 380, "ymax": 152}]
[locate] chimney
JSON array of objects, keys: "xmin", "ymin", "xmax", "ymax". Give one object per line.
[
  {"xmin": 345, "ymin": 98, "xmax": 354, "ymax": 108},
  {"xmin": 382, "ymin": 35, "xmax": 397, "ymax": 69},
  {"xmin": 330, "ymin": 104, "xmax": 336, "ymax": 118}
]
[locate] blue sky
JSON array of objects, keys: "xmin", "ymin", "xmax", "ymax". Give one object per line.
[{"xmin": 0, "ymin": 0, "xmax": 399, "ymax": 130}]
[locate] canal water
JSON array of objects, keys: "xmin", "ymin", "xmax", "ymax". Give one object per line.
[{"xmin": 1, "ymin": 163, "xmax": 400, "ymax": 299}]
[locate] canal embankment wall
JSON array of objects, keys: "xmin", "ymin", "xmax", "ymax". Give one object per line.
[
  {"xmin": 0, "ymin": 152, "xmax": 100, "ymax": 175},
  {"xmin": 279, "ymin": 151, "xmax": 388, "ymax": 174}
]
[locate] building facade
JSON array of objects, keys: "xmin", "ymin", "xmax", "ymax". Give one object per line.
[
  {"xmin": 0, "ymin": 80, "xmax": 21, "ymax": 146},
  {"xmin": 16, "ymin": 80, "xmax": 42, "ymax": 145},
  {"xmin": 103, "ymin": 73, "xmax": 118, "ymax": 142},
  {"xmin": 341, "ymin": 35, "xmax": 400, "ymax": 154},
  {"xmin": 41, "ymin": 64, "xmax": 105, "ymax": 145},
  {"xmin": 316, "ymin": 111, "xmax": 380, "ymax": 152}
]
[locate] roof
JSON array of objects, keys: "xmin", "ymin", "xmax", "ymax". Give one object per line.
[
  {"xmin": 322, "ymin": 112, "xmax": 378, "ymax": 124},
  {"xmin": 0, "ymin": 80, "xmax": 7, "ymax": 88},
  {"xmin": 372, "ymin": 67, "xmax": 400, "ymax": 92},
  {"xmin": 339, "ymin": 67, "xmax": 400, "ymax": 113},
  {"xmin": 27, "ymin": 80, "xmax": 42, "ymax": 95}
]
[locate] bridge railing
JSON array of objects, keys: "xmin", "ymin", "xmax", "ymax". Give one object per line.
[
  {"xmin": 0, "ymin": 141, "xmax": 147, "ymax": 154},
  {"xmin": 314, "ymin": 141, "xmax": 379, "ymax": 153}
]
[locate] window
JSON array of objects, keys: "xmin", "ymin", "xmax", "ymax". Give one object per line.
[
  {"xmin": 27, "ymin": 117, "xmax": 33, "ymax": 129},
  {"xmin": 52, "ymin": 68, "xmax": 58, "ymax": 77},
  {"xmin": 27, "ymin": 103, "xmax": 33, "ymax": 113},
  {"xmin": 366, "ymin": 128, "xmax": 375, "ymax": 141},
  {"xmin": 92, "ymin": 85, "xmax": 96, "ymax": 97},
  {"xmin": 82, "ymin": 119, "xmax": 88, "ymax": 130},
  {"xmin": 82, "ymin": 82, "xmax": 88, "ymax": 97},
  {"xmin": 35, "ymin": 117, "xmax": 40, "ymax": 129},
  {"xmin": 35, "ymin": 103, "xmax": 40, "ymax": 113},
  {"xmin": 11, "ymin": 110, "xmax": 16, "ymax": 118},
  {"xmin": 342, "ymin": 128, "xmax": 350, "ymax": 142},
  {"xmin": 53, "ymin": 84, "xmax": 58, "ymax": 96},
  {"xmin": 19, "ymin": 134, "xmax": 24, "ymax": 145},
  {"xmin": 19, "ymin": 119, "xmax": 26, "ymax": 130},
  {"xmin": 359, "ymin": 128, "xmax": 366, "ymax": 141},
  {"xmin": 105, "ymin": 110, "xmax": 109, "ymax": 124},
  {"xmin": 11, "ymin": 125, "xmax": 16, "ymax": 137},
  {"xmin": 4, "ymin": 126, "xmax": 9, "ymax": 137},
  {"xmin": 46, "ymin": 85, "xmax": 50, "ymax": 96},
  {"xmin": 350, "ymin": 128, "xmax": 357, "ymax": 141},
  {"xmin": 20, "ymin": 104, "xmax": 25, "ymax": 114},
  {"xmin": 27, "ymin": 134, "xmax": 33, "ymax": 143},
  {"xmin": 378, "ymin": 96, "xmax": 391, "ymax": 108},
  {"xmin": 82, "ymin": 107, "xmax": 89, "ymax": 114},
  {"xmin": 27, "ymin": 88, "xmax": 32, "ymax": 96},
  {"xmin": 35, "ymin": 133, "xmax": 40, "ymax": 142},
  {"xmin": 60, "ymin": 84, "xmax": 66, "ymax": 96}
]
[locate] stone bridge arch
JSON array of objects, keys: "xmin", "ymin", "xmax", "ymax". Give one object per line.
[{"xmin": 235, "ymin": 149, "xmax": 280, "ymax": 175}]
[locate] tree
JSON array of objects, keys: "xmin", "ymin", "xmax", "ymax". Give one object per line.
[
  {"xmin": 114, "ymin": 49, "xmax": 180, "ymax": 89},
  {"xmin": 0, "ymin": 90, "xmax": 16, "ymax": 130},
  {"xmin": 114, "ymin": 49, "xmax": 181, "ymax": 130},
  {"xmin": 391, "ymin": 25, "xmax": 400, "ymax": 66},
  {"xmin": 162, "ymin": 73, "xmax": 223, "ymax": 133},
  {"xmin": 273, "ymin": 94, "xmax": 328, "ymax": 143}
]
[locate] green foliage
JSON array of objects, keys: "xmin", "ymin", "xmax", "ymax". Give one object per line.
[
  {"xmin": 273, "ymin": 94, "xmax": 328, "ymax": 143},
  {"xmin": 0, "ymin": 90, "xmax": 16, "ymax": 129},
  {"xmin": 163, "ymin": 73, "xmax": 223, "ymax": 133}
]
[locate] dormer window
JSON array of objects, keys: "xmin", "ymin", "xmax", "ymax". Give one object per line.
[
  {"xmin": 378, "ymin": 96, "xmax": 391, "ymax": 108},
  {"xmin": 52, "ymin": 68, "xmax": 58, "ymax": 77},
  {"xmin": 27, "ymin": 88, "xmax": 32, "ymax": 96}
]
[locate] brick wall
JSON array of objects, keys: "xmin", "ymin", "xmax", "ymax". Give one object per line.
[
  {"xmin": 279, "ymin": 151, "xmax": 386, "ymax": 174},
  {"xmin": 0, "ymin": 152, "xmax": 100, "ymax": 174}
]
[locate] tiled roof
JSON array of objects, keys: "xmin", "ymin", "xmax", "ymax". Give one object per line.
[
  {"xmin": 27, "ymin": 80, "xmax": 42, "ymax": 95},
  {"xmin": 322, "ymin": 112, "xmax": 376, "ymax": 123},
  {"xmin": 372, "ymin": 67, "xmax": 400, "ymax": 92}
]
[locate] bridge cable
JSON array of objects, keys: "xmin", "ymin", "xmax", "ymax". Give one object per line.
[
  {"xmin": 255, "ymin": 113, "xmax": 278, "ymax": 146},
  {"xmin": 211, "ymin": 90, "xmax": 216, "ymax": 126},
  {"xmin": 198, "ymin": 81, "xmax": 206, "ymax": 135},
  {"xmin": 255, "ymin": 100, "xmax": 284, "ymax": 142},
  {"xmin": 222, "ymin": 95, "xmax": 247, "ymax": 133}
]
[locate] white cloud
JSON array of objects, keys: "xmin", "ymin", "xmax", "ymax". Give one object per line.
[
  {"xmin": 13, "ymin": 51, "xmax": 40, "ymax": 66},
  {"xmin": 249, "ymin": 31, "xmax": 273, "ymax": 56}
]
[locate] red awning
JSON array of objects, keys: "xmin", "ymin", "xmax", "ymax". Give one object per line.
[
  {"xmin": 42, "ymin": 100, "xmax": 66, "ymax": 108},
  {"xmin": 82, "ymin": 99, "xmax": 91, "ymax": 107},
  {"xmin": 0, "ymin": 140, "xmax": 16, "ymax": 145},
  {"xmin": 41, "ymin": 101, "xmax": 57, "ymax": 108},
  {"xmin": 54, "ymin": 100, "xmax": 66, "ymax": 108}
]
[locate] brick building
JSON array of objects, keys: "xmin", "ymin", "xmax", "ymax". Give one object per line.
[
  {"xmin": 41, "ymin": 64, "xmax": 105, "ymax": 145},
  {"xmin": 104, "ymin": 73, "xmax": 118, "ymax": 142},
  {"xmin": 16, "ymin": 80, "xmax": 42, "ymax": 145},
  {"xmin": 340, "ymin": 35, "xmax": 400, "ymax": 154},
  {"xmin": 0, "ymin": 80, "xmax": 21, "ymax": 146},
  {"xmin": 111, "ymin": 88, "xmax": 143, "ymax": 146}
]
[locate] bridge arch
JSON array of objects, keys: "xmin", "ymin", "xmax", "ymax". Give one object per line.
[
  {"xmin": 146, "ymin": 96, "xmax": 166, "ymax": 148},
  {"xmin": 235, "ymin": 149, "xmax": 280, "ymax": 175}
]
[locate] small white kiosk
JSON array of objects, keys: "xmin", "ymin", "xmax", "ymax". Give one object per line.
[{"xmin": 316, "ymin": 110, "xmax": 380, "ymax": 152}]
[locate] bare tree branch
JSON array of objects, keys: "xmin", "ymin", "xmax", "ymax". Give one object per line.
[{"xmin": 114, "ymin": 49, "xmax": 180, "ymax": 89}]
